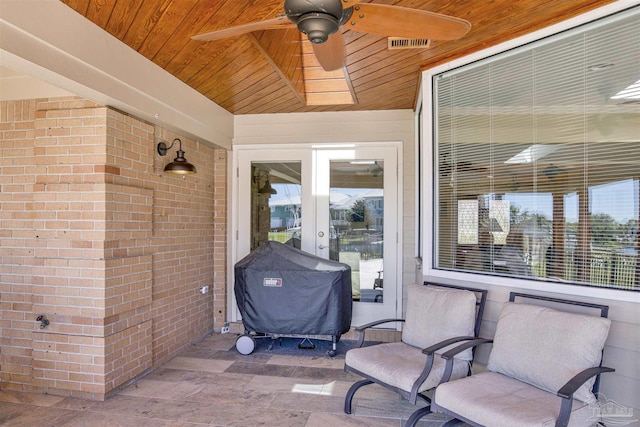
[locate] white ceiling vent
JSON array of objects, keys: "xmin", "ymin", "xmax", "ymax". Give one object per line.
[{"xmin": 388, "ymin": 37, "xmax": 431, "ymax": 50}]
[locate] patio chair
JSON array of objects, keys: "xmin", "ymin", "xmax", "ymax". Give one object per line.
[
  {"xmin": 343, "ymin": 282, "xmax": 487, "ymax": 424},
  {"xmin": 432, "ymin": 292, "xmax": 614, "ymax": 427}
]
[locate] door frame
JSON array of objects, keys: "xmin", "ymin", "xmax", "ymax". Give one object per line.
[{"xmin": 230, "ymin": 142, "xmax": 404, "ymax": 326}]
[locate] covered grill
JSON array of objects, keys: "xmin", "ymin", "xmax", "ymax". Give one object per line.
[{"xmin": 234, "ymin": 241, "xmax": 352, "ymax": 356}]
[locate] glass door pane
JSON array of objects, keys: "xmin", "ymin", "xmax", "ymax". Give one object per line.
[
  {"xmin": 236, "ymin": 149, "xmax": 314, "ymax": 278},
  {"xmin": 328, "ymin": 160, "xmax": 385, "ymax": 304},
  {"xmin": 316, "ymin": 147, "xmax": 398, "ymax": 324},
  {"xmin": 250, "ymin": 161, "xmax": 302, "ymax": 251}
]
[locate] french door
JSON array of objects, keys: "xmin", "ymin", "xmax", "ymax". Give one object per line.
[{"xmin": 234, "ymin": 144, "xmax": 399, "ymax": 326}]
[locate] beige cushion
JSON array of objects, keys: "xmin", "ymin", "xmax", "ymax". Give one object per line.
[
  {"xmin": 339, "ymin": 252, "xmax": 360, "ymax": 299},
  {"xmin": 402, "ymin": 284, "xmax": 477, "ymax": 361},
  {"xmin": 488, "ymin": 302, "xmax": 611, "ymax": 403},
  {"xmin": 345, "ymin": 342, "xmax": 470, "ymax": 393},
  {"xmin": 434, "ymin": 372, "xmax": 594, "ymax": 427}
]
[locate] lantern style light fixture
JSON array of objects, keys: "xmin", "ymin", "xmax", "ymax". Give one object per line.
[
  {"xmin": 259, "ymin": 179, "xmax": 277, "ymax": 195},
  {"xmin": 157, "ymin": 138, "xmax": 197, "ymax": 174},
  {"xmin": 253, "ymin": 170, "xmax": 277, "ymax": 195}
]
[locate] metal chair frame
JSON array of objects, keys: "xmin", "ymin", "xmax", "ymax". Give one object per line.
[
  {"xmin": 343, "ymin": 282, "xmax": 488, "ymax": 425},
  {"xmin": 432, "ymin": 292, "xmax": 614, "ymax": 427}
]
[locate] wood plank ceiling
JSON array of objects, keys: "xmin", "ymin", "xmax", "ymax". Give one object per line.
[{"xmin": 60, "ymin": 0, "xmax": 616, "ymax": 115}]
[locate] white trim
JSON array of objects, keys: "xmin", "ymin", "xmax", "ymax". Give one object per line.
[
  {"xmin": 414, "ymin": 91, "xmax": 424, "ymax": 263},
  {"xmin": 426, "ymin": 270, "xmax": 640, "ymax": 303},
  {"xmin": 233, "ymin": 141, "xmax": 404, "ymax": 151},
  {"xmin": 395, "ymin": 143, "xmax": 405, "ymax": 322},
  {"xmin": 422, "ymin": 68, "xmax": 436, "ymax": 273},
  {"xmin": 226, "ymin": 153, "xmax": 235, "ymax": 323},
  {"xmin": 421, "ymin": 1, "xmax": 640, "ymax": 304}
]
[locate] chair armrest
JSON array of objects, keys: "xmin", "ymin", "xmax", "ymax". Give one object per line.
[
  {"xmin": 421, "ymin": 336, "xmax": 478, "ymax": 355},
  {"xmin": 557, "ymin": 366, "xmax": 615, "ymax": 399},
  {"xmin": 355, "ymin": 318, "xmax": 405, "ymax": 331},
  {"xmin": 419, "ymin": 338, "xmax": 492, "ymax": 387},
  {"xmin": 439, "ymin": 338, "xmax": 492, "ymax": 385},
  {"xmin": 354, "ymin": 318, "xmax": 405, "ymax": 347},
  {"xmin": 440, "ymin": 338, "xmax": 493, "ymax": 360},
  {"xmin": 555, "ymin": 366, "xmax": 615, "ymax": 427}
]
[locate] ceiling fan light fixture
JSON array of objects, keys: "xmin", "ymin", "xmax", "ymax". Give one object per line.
[
  {"xmin": 296, "ymin": 13, "xmax": 339, "ymax": 43},
  {"xmin": 284, "ymin": 0, "xmax": 343, "ymax": 19}
]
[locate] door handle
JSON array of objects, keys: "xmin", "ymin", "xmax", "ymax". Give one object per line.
[{"xmin": 318, "ymin": 244, "xmax": 327, "ymax": 249}]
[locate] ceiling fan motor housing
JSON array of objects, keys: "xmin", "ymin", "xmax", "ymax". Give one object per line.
[{"xmin": 284, "ymin": 0, "xmax": 343, "ymax": 44}]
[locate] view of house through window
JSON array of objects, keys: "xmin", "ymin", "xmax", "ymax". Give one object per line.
[
  {"xmin": 328, "ymin": 160, "xmax": 384, "ymax": 304},
  {"xmin": 434, "ymin": 6, "xmax": 639, "ymax": 291}
]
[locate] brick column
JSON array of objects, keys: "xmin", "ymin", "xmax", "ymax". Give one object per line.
[{"xmin": 1, "ymin": 97, "xmax": 227, "ymax": 400}]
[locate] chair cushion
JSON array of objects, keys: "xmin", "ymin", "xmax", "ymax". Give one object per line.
[
  {"xmin": 345, "ymin": 342, "xmax": 470, "ymax": 393},
  {"xmin": 434, "ymin": 371, "xmax": 594, "ymax": 427},
  {"xmin": 487, "ymin": 302, "xmax": 611, "ymax": 403},
  {"xmin": 402, "ymin": 284, "xmax": 477, "ymax": 360}
]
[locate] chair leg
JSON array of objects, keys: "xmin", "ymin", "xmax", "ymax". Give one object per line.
[
  {"xmin": 405, "ymin": 406, "xmax": 432, "ymax": 427},
  {"xmin": 344, "ymin": 379, "xmax": 373, "ymax": 414}
]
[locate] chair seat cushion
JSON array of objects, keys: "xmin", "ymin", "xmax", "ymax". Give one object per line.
[
  {"xmin": 434, "ymin": 372, "xmax": 594, "ymax": 427},
  {"xmin": 345, "ymin": 342, "xmax": 470, "ymax": 393}
]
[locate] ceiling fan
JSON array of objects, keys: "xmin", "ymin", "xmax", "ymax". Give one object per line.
[{"xmin": 192, "ymin": 0, "xmax": 471, "ymax": 72}]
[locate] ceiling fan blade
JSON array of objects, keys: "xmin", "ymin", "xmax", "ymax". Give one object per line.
[
  {"xmin": 312, "ymin": 31, "xmax": 345, "ymax": 71},
  {"xmin": 346, "ymin": 3, "xmax": 471, "ymax": 41},
  {"xmin": 192, "ymin": 16, "xmax": 294, "ymax": 42}
]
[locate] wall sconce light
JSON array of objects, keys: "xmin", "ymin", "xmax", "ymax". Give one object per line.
[
  {"xmin": 259, "ymin": 179, "xmax": 277, "ymax": 195},
  {"xmin": 157, "ymin": 138, "xmax": 197, "ymax": 174},
  {"xmin": 253, "ymin": 171, "xmax": 277, "ymax": 195}
]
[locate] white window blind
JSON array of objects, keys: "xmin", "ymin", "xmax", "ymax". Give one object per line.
[{"xmin": 434, "ymin": 7, "xmax": 640, "ymax": 290}]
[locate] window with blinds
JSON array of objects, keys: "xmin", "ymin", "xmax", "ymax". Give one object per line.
[{"xmin": 433, "ymin": 6, "xmax": 639, "ymax": 291}]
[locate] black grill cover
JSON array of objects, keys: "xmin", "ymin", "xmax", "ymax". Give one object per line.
[{"xmin": 234, "ymin": 241, "xmax": 352, "ymax": 337}]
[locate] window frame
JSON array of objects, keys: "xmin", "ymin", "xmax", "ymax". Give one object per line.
[{"xmin": 421, "ymin": 1, "xmax": 640, "ymax": 303}]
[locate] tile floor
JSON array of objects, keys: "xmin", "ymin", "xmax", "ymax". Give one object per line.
[{"xmin": 0, "ymin": 333, "xmax": 451, "ymax": 426}]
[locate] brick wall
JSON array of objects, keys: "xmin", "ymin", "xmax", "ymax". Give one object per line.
[{"xmin": 0, "ymin": 97, "xmax": 227, "ymax": 400}]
